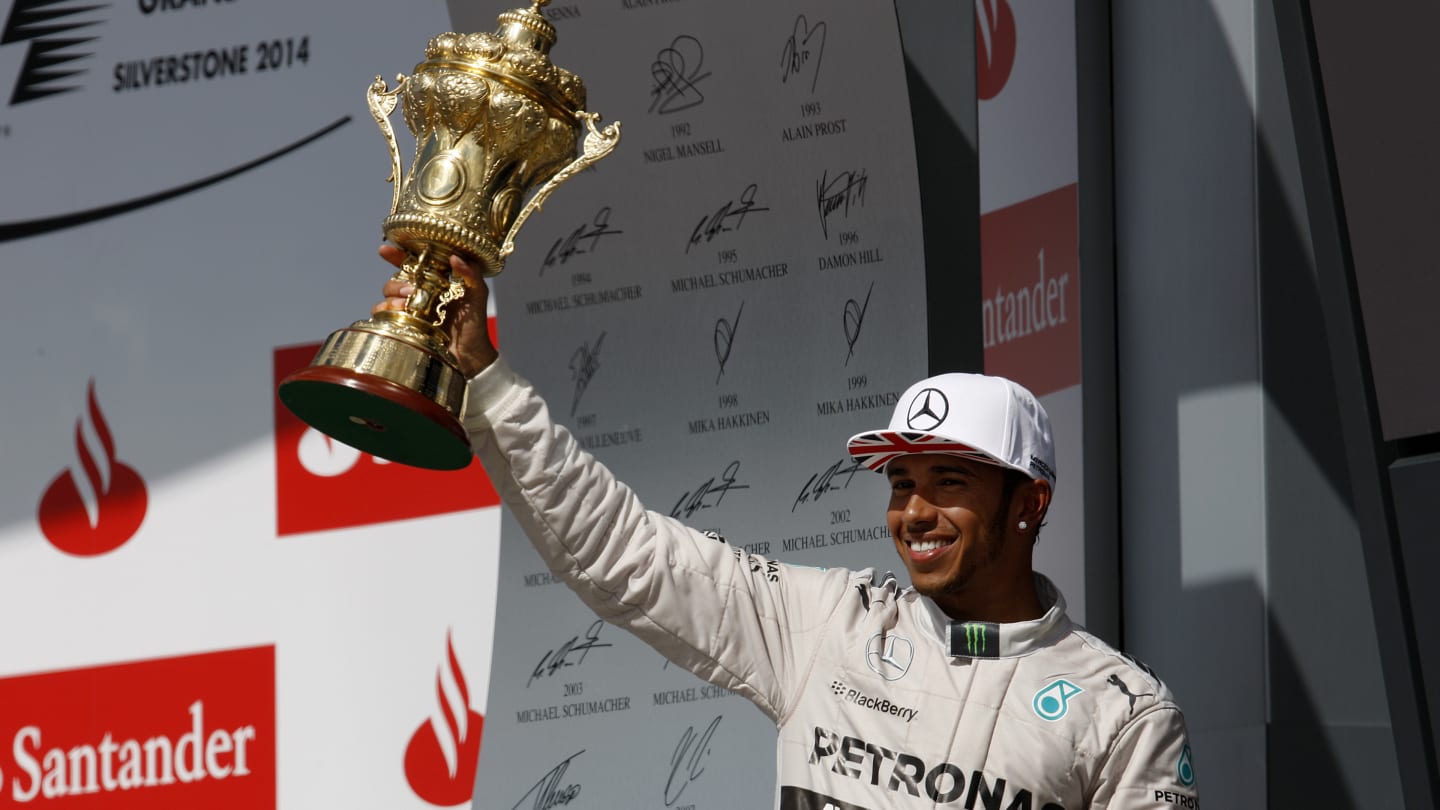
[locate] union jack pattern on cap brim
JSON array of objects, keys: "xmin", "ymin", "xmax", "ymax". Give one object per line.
[{"xmin": 847, "ymin": 431, "xmax": 1000, "ymax": 472}]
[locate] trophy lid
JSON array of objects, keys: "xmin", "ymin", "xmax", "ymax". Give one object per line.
[
  {"xmin": 496, "ymin": 1, "xmax": 557, "ymax": 54},
  {"xmin": 420, "ymin": 0, "xmax": 586, "ymax": 119}
]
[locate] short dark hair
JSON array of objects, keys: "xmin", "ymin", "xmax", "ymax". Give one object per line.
[{"xmin": 999, "ymin": 469, "xmax": 1030, "ymax": 501}]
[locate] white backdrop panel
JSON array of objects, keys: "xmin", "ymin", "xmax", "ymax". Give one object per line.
[{"xmin": 450, "ymin": 2, "xmax": 929, "ymax": 808}]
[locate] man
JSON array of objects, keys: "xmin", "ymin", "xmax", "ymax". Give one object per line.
[{"xmin": 376, "ymin": 249, "xmax": 1199, "ymax": 809}]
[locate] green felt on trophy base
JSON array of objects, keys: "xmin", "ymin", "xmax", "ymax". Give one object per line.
[{"xmin": 278, "ymin": 374, "xmax": 472, "ymax": 471}]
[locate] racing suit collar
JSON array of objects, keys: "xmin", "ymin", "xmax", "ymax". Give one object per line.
[{"xmin": 914, "ymin": 573, "xmax": 1072, "ymax": 659}]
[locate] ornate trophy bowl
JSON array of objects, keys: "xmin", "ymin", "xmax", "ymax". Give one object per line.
[{"xmin": 278, "ymin": 0, "xmax": 619, "ymax": 470}]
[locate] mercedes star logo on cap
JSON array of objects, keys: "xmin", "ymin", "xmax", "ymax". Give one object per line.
[{"xmin": 906, "ymin": 388, "xmax": 948, "ymax": 431}]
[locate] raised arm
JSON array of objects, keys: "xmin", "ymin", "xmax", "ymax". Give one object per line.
[{"xmin": 377, "ymin": 247, "xmax": 850, "ymax": 723}]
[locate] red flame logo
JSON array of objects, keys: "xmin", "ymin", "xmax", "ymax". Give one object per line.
[
  {"xmin": 975, "ymin": 0, "xmax": 1017, "ymax": 100},
  {"xmin": 405, "ymin": 631, "xmax": 484, "ymax": 806},
  {"xmin": 37, "ymin": 381, "xmax": 147, "ymax": 557}
]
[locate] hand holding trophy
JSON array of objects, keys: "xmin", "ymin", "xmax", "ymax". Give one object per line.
[{"xmin": 279, "ymin": 0, "xmax": 620, "ymax": 470}]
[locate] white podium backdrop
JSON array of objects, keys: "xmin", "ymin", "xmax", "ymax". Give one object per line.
[
  {"xmin": 456, "ymin": 1, "xmax": 931, "ymax": 808},
  {"xmin": 0, "ymin": 1, "xmax": 1097, "ymax": 808},
  {"xmin": 461, "ymin": 2, "xmax": 1098, "ymax": 808}
]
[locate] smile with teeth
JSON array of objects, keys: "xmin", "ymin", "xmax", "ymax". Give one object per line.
[{"xmin": 909, "ymin": 538, "xmax": 955, "ymax": 553}]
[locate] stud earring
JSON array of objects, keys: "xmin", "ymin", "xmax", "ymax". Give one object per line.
[{"xmin": 1018, "ymin": 521, "xmax": 1029, "ymax": 531}]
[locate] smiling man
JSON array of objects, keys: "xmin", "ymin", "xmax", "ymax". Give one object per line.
[
  {"xmin": 851, "ymin": 373, "xmax": 1056, "ymax": 627},
  {"xmin": 883, "ymin": 451, "xmax": 1044, "ymax": 620},
  {"xmin": 378, "ymin": 252, "xmax": 1198, "ymax": 810}
]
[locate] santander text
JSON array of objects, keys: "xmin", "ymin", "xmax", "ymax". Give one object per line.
[{"xmin": 7, "ymin": 700, "xmax": 256, "ymax": 801}]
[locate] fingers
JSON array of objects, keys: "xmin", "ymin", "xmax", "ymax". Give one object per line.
[
  {"xmin": 378, "ymin": 244, "xmax": 483, "ymax": 284},
  {"xmin": 448, "ymin": 255, "xmax": 492, "ymax": 318},
  {"xmin": 372, "ymin": 277, "xmax": 414, "ymax": 316},
  {"xmin": 372, "ymin": 246, "xmax": 488, "ymax": 316},
  {"xmin": 378, "ymin": 243, "xmax": 406, "ymax": 269},
  {"xmin": 450, "ymin": 253, "xmax": 481, "ymax": 286},
  {"xmin": 370, "ymin": 295, "xmax": 410, "ymax": 315},
  {"xmin": 375, "ymin": 245, "xmax": 410, "ymax": 315}
]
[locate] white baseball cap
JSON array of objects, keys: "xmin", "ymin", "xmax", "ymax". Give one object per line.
[{"xmin": 846, "ymin": 373, "xmax": 1056, "ymax": 487}]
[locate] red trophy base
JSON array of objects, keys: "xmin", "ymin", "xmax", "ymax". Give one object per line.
[{"xmin": 278, "ymin": 318, "xmax": 472, "ymax": 471}]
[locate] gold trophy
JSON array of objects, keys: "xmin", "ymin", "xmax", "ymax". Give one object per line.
[{"xmin": 279, "ymin": 0, "xmax": 620, "ymax": 470}]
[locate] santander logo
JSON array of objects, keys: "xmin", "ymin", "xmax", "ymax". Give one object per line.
[
  {"xmin": 0, "ymin": 645, "xmax": 275, "ymax": 808},
  {"xmin": 404, "ymin": 631, "xmax": 483, "ymax": 807},
  {"xmin": 981, "ymin": 184, "xmax": 1081, "ymax": 397},
  {"xmin": 295, "ymin": 426, "xmax": 385, "ymax": 477},
  {"xmin": 975, "ymin": 0, "xmax": 1017, "ymax": 100},
  {"xmin": 37, "ymin": 380, "xmax": 147, "ymax": 557},
  {"xmin": 272, "ymin": 342, "xmax": 500, "ymax": 537}
]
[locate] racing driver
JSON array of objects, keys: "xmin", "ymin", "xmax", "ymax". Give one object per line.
[{"xmin": 375, "ymin": 248, "xmax": 1200, "ymax": 810}]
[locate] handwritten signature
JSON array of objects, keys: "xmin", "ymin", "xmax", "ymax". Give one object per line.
[
  {"xmin": 512, "ymin": 750, "xmax": 584, "ymax": 810},
  {"xmin": 816, "ymin": 168, "xmax": 867, "ymax": 238},
  {"xmin": 664, "ymin": 716, "xmax": 722, "ymax": 806},
  {"xmin": 780, "ymin": 15, "xmax": 827, "ymax": 92},
  {"xmin": 713, "ymin": 301, "xmax": 743, "ymax": 384},
  {"xmin": 570, "ymin": 331, "xmax": 606, "ymax": 416},
  {"xmin": 543, "ymin": 206, "xmax": 624, "ymax": 275},
  {"xmin": 792, "ymin": 457, "xmax": 866, "ymax": 512},
  {"xmin": 688, "ymin": 183, "xmax": 770, "ymax": 254},
  {"xmin": 844, "ymin": 282, "xmax": 874, "ymax": 366},
  {"xmin": 650, "ymin": 35, "xmax": 710, "ymax": 114},
  {"xmin": 671, "ymin": 461, "xmax": 750, "ymax": 520},
  {"xmin": 529, "ymin": 619, "xmax": 612, "ymax": 687}
]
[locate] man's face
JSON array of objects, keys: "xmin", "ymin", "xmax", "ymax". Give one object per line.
[{"xmin": 885, "ymin": 453, "xmax": 1017, "ymax": 603}]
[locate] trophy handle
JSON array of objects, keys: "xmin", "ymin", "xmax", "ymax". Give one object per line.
[
  {"xmin": 498, "ymin": 112, "xmax": 621, "ymax": 261},
  {"xmin": 368, "ymin": 74, "xmax": 409, "ymax": 216},
  {"xmin": 434, "ymin": 276, "xmax": 468, "ymax": 326}
]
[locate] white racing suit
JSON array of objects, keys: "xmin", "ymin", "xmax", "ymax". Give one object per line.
[{"xmin": 465, "ymin": 358, "xmax": 1200, "ymax": 810}]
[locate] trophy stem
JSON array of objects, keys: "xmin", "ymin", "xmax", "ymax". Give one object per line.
[
  {"xmin": 399, "ymin": 247, "xmax": 442, "ymax": 322},
  {"xmin": 394, "ymin": 244, "xmax": 475, "ymax": 327}
]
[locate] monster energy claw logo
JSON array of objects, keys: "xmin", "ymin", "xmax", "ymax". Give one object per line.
[
  {"xmin": 950, "ymin": 621, "xmax": 998, "ymax": 657},
  {"xmin": 966, "ymin": 624, "xmax": 986, "ymax": 655}
]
